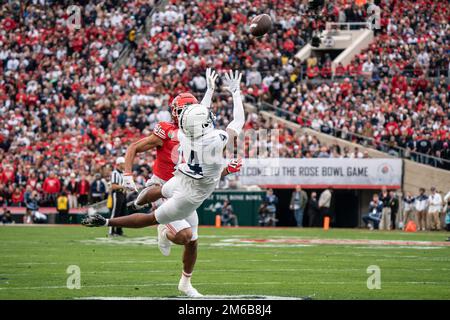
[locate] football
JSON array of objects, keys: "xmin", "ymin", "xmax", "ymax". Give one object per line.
[{"xmin": 249, "ymin": 14, "xmax": 272, "ymax": 37}]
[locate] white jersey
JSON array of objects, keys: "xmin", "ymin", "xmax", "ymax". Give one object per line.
[{"xmin": 177, "ymin": 129, "xmax": 229, "ymax": 183}]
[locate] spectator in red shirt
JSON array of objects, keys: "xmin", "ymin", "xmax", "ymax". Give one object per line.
[
  {"xmin": 282, "ymin": 39, "xmax": 295, "ymax": 56},
  {"xmin": 15, "ymin": 89, "xmax": 27, "ymax": 105},
  {"xmin": 77, "ymin": 177, "xmax": 90, "ymax": 207},
  {"xmin": 2, "ymin": 165, "xmax": 15, "ymax": 184},
  {"xmin": 391, "ymin": 75, "xmax": 408, "ymax": 92},
  {"xmin": 43, "ymin": 172, "xmax": 61, "ymax": 206},
  {"xmin": 413, "ymin": 75, "xmax": 429, "ymax": 93},
  {"xmin": 307, "ymin": 65, "xmax": 320, "ymax": 79},
  {"xmin": 321, "ymin": 62, "xmax": 332, "ymax": 79},
  {"xmin": 11, "ymin": 187, "xmax": 24, "ymax": 207},
  {"xmin": 340, "ymin": 78, "xmax": 353, "ymax": 97},
  {"xmin": 26, "ymin": 172, "xmax": 38, "ymax": 190},
  {"xmin": 334, "ymin": 63, "xmax": 347, "ymax": 78},
  {"xmin": 2, "ymin": 17, "xmax": 17, "ymax": 31},
  {"xmin": 347, "ymin": 62, "xmax": 361, "ymax": 78},
  {"xmin": 186, "ymin": 38, "xmax": 199, "ymax": 54}
]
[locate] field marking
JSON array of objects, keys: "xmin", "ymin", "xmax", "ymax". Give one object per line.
[
  {"xmin": 2, "ymin": 280, "xmax": 450, "ymax": 292},
  {"xmin": 0, "ymin": 281, "xmax": 283, "ymax": 291},
  {"xmin": 79, "ymin": 235, "xmax": 253, "ymax": 246},
  {"xmin": 0, "ymin": 259, "xmax": 215, "ymax": 267},
  {"xmin": 3, "ymin": 267, "xmax": 440, "ymax": 278},
  {"xmin": 2, "ymin": 253, "xmax": 450, "ymax": 268},
  {"xmin": 226, "ymin": 238, "xmax": 450, "ymax": 247},
  {"xmin": 211, "ymin": 243, "xmax": 314, "ymax": 248},
  {"xmin": 78, "ymin": 295, "xmax": 305, "ymax": 300},
  {"xmin": 0, "ymin": 268, "xmax": 361, "ymax": 277},
  {"xmin": 339, "ymin": 246, "xmax": 444, "ymax": 250},
  {"xmin": 76, "ymin": 235, "xmax": 450, "ymax": 249}
]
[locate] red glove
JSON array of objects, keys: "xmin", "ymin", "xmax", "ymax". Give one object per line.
[{"xmin": 226, "ymin": 159, "xmax": 242, "ymax": 174}]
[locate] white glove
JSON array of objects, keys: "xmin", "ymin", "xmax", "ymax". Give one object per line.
[
  {"xmin": 122, "ymin": 174, "xmax": 138, "ymax": 192},
  {"xmin": 206, "ymin": 67, "xmax": 218, "ymax": 91},
  {"xmin": 224, "ymin": 70, "xmax": 242, "ymax": 94}
]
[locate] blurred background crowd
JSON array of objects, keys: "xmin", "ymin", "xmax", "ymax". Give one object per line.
[{"xmin": 0, "ymin": 0, "xmax": 448, "ymax": 208}]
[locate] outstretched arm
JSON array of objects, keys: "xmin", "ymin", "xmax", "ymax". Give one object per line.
[
  {"xmin": 122, "ymin": 134, "xmax": 163, "ymax": 191},
  {"xmin": 224, "ymin": 70, "xmax": 245, "ymax": 139},
  {"xmin": 124, "ymin": 134, "xmax": 163, "ymax": 174},
  {"xmin": 200, "ymin": 68, "xmax": 218, "ymax": 108}
]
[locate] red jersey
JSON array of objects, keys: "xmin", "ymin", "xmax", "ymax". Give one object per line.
[{"xmin": 152, "ymin": 122, "xmax": 180, "ymax": 181}]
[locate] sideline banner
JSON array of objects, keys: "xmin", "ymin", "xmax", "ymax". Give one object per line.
[{"xmin": 239, "ymin": 158, "xmax": 402, "ymax": 189}]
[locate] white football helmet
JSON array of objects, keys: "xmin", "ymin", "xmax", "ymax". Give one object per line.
[{"xmin": 178, "ymin": 104, "xmax": 215, "ymax": 139}]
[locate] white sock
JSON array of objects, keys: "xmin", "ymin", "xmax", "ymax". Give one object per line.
[
  {"xmin": 180, "ymin": 271, "xmax": 192, "ymax": 287},
  {"xmin": 161, "ymin": 227, "xmax": 169, "ymax": 240},
  {"xmin": 105, "ymin": 219, "xmax": 109, "ymax": 226}
]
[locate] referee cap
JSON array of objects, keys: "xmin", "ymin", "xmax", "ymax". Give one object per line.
[{"xmin": 116, "ymin": 157, "xmax": 125, "ymax": 164}]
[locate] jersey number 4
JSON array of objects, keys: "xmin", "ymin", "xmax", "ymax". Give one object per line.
[{"xmin": 188, "ymin": 150, "xmax": 203, "ymax": 176}]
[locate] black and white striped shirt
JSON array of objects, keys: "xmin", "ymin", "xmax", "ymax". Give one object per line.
[{"xmin": 111, "ymin": 169, "xmax": 123, "ymax": 190}]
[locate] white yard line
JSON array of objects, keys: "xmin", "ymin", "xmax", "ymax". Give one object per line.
[
  {"xmin": 0, "ymin": 281, "xmax": 283, "ymax": 291},
  {"xmin": 77, "ymin": 295, "xmax": 305, "ymax": 300},
  {"xmin": 2, "ymin": 280, "xmax": 449, "ymax": 292}
]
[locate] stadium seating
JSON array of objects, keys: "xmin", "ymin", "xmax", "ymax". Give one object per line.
[{"xmin": 0, "ymin": 0, "xmax": 448, "ymax": 207}]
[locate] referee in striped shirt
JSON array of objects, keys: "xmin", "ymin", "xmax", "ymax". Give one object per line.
[{"xmin": 109, "ymin": 157, "xmax": 127, "ymax": 237}]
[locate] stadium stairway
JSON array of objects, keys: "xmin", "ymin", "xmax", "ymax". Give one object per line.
[
  {"xmin": 113, "ymin": 0, "xmax": 169, "ymax": 70},
  {"xmin": 295, "ymin": 23, "xmax": 374, "ymax": 74}
]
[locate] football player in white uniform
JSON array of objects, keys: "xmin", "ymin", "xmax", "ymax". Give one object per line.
[{"xmin": 82, "ymin": 70, "xmax": 245, "ymax": 297}]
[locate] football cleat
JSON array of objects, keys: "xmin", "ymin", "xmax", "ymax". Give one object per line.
[
  {"xmin": 178, "ymin": 282, "xmax": 203, "ymax": 298},
  {"xmin": 126, "ymin": 201, "xmax": 149, "ymax": 214},
  {"xmin": 157, "ymin": 224, "xmax": 172, "ymax": 256},
  {"xmin": 81, "ymin": 213, "xmax": 108, "ymax": 227}
]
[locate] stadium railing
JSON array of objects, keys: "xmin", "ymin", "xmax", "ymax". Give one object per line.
[
  {"xmin": 257, "ymin": 100, "xmax": 450, "ymax": 170},
  {"xmin": 325, "ymin": 22, "xmax": 372, "ymax": 31}
]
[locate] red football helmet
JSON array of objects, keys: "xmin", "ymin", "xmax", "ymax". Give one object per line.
[{"xmin": 170, "ymin": 92, "xmax": 198, "ymax": 124}]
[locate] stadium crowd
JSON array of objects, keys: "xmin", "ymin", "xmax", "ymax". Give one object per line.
[
  {"xmin": 0, "ymin": 0, "xmax": 155, "ymax": 207},
  {"xmin": 0, "ymin": 0, "xmax": 349, "ymax": 207},
  {"xmin": 0, "ymin": 0, "xmax": 448, "ymax": 209},
  {"xmin": 255, "ymin": 0, "xmax": 450, "ymax": 168},
  {"xmin": 266, "ymin": 0, "xmax": 450, "ymax": 170}
]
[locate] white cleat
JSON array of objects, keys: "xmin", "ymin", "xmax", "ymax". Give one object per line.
[
  {"xmin": 178, "ymin": 283, "xmax": 203, "ymax": 298},
  {"xmin": 157, "ymin": 224, "xmax": 172, "ymax": 256}
]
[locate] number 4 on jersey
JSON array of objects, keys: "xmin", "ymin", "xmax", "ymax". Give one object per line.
[{"xmin": 188, "ymin": 150, "xmax": 203, "ymax": 175}]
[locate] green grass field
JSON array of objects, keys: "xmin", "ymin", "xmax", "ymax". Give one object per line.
[{"xmin": 0, "ymin": 225, "xmax": 449, "ymax": 300}]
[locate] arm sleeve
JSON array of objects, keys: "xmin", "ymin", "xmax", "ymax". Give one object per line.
[
  {"xmin": 200, "ymin": 88, "xmax": 214, "ymax": 108},
  {"xmin": 153, "ymin": 123, "xmax": 168, "ymax": 140},
  {"xmin": 226, "ymin": 91, "xmax": 245, "ymax": 136}
]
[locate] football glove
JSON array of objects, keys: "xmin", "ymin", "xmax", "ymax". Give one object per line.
[
  {"xmin": 224, "ymin": 70, "xmax": 242, "ymax": 94},
  {"xmin": 81, "ymin": 213, "xmax": 108, "ymax": 227},
  {"xmin": 226, "ymin": 158, "xmax": 242, "ymax": 174},
  {"xmin": 122, "ymin": 173, "xmax": 138, "ymax": 192},
  {"xmin": 206, "ymin": 67, "xmax": 219, "ymax": 91}
]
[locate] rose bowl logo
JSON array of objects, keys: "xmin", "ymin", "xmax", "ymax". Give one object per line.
[{"xmin": 377, "ymin": 162, "xmax": 395, "ymax": 184}]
